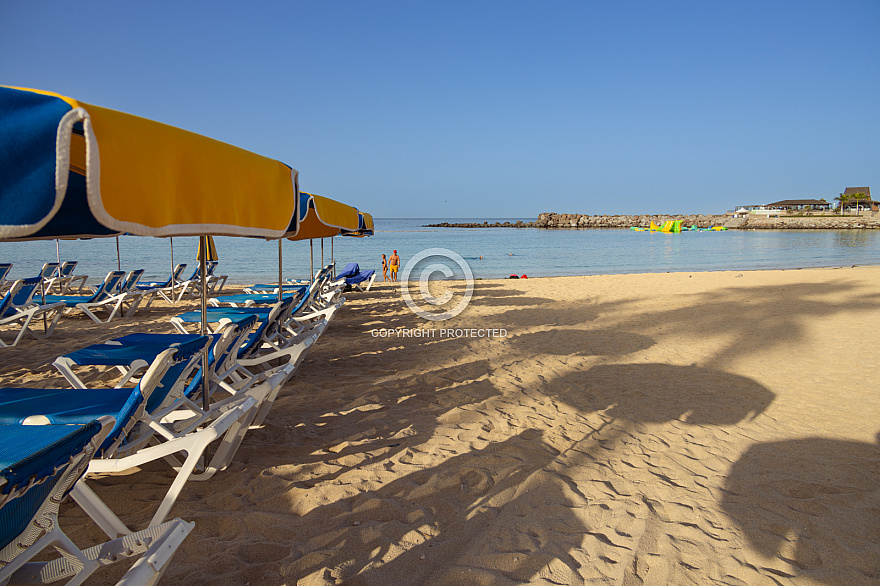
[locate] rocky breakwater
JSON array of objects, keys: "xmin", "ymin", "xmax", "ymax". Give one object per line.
[{"xmin": 534, "ymin": 213, "xmax": 724, "ymax": 229}]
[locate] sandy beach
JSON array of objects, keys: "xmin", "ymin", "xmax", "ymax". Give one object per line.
[{"xmin": 2, "ymin": 266, "xmax": 879, "ymax": 585}]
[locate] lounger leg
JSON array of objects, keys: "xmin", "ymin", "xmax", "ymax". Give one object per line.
[
  {"xmin": 123, "ymin": 293, "xmax": 144, "ymax": 318},
  {"xmin": 70, "ymin": 481, "xmax": 133, "ymax": 539}
]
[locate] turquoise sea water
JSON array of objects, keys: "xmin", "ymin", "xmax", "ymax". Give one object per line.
[{"xmin": 1, "ymin": 218, "xmax": 879, "ymax": 285}]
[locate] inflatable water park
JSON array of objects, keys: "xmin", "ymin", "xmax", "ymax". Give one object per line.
[{"xmin": 631, "ymin": 220, "xmax": 727, "ymax": 232}]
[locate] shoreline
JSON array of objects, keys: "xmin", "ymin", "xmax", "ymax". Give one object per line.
[{"xmin": 392, "ymin": 263, "xmax": 880, "ymax": 283}]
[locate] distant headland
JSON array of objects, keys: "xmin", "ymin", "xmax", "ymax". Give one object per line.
[{"xmin": 424, "ymin": 212, "xmax": 880, "ymax": 230}]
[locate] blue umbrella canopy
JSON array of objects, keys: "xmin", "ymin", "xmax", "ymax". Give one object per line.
[{"xmin": 0, "ymin": 86, "xmax": 299, "ymax": 241}]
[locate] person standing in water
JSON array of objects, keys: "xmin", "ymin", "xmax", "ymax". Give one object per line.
[
  {"xmin": 389, "ymin": 250, "xmax": 400, "ymax": 282},
  {"xmin": 381, "ymin": 254, "xmax": 389, "ymax": 282}
]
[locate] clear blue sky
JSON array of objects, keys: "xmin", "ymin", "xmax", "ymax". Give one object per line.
[{"xmin": 2, "ymin": 1, "xmax": 877, "ymax": 217}]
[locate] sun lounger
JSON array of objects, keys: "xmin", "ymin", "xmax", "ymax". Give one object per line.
[
  {"xmin": 206, "ymin": 261, "xmax": 228, "ymax": 294},
  {"xmin": 243, "ymin": 283, "xmax": 308, "ymax": 293},
  {"xmin": 44, "ymin": 260, "xmax": 90, "ymax": 294},
  {"xmin": 37, "ymin": 262, "xmax": 60, "ymax": 285},
  {"xmin": 170, "ymin": 306, "xmax": 321, "ymax": 427},
  {"xmin": 0, "ymin": 417, "xmax": 195, "ymax": 585},
  {"xmin": 123, "ymin": 313, "xmax": 304, "ymax": 428},
  {"xmin": 42, "ymin": 270, "xmax": 127, "ymax": 323},
  {"xmin": 0, "ymin": 277, "xmax": 65, "ymax": 348},
  {"xmin": 209, "ymin": 288, "xmax": 306, "ymax": 308},
  {"xmin": 136, "ymin": 263, "xmax": 188, "ymax": 306},
  {"xmin": 0, "ymin": 336, "xmax": 272, "ymax": 532},
  {"xmin": 173, "ymin": 298, "xmax": 323, "ymax": 367},
  {"xmin": 172, "ymin": 300, "xmax": 322, "ymax": 367},
  {"xmin": 335, "ymin": 263, "xmax": 376, "ymax": 292},
  {"xmin": 73, "ymin": 317, "xmax": 260, "ymax": 409},
  {"xmin": 334, "ymin": 262, "xmax": 359, "ymax": 280},
  {"xmin": 0, "ymin": 263, "xmax": 12, "ymax": 293},
  {"xmin": 116, "ymin": 268, "xmax": 147, "ymax": 317}
]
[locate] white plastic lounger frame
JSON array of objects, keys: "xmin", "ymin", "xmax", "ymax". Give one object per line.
[
  {"xmin": 0, "ymin": 280, "xmax": 65, "ymax": 348},
  {"xmin": 71, "ymin": 370, "xmax": 285, "ymax": 535},
  {"xmin": 0, "ymin": 416, "xmax": 195, "ymax": 586}
]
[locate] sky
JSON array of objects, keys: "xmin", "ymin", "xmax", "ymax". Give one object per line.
[{"xmin": 2, "ymin": 1, "xmax": 877, "ymax": 218}]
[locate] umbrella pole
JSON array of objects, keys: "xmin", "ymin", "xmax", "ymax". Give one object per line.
[
  {"xmin": 115, "ymin": 236, "xmax": 121, "ymax": 271},
  {"xmin": 331, "ymin": 237, "xmax": 335, "ymax": 279},
  {"xmin": 278, "ymin": 238, "xmax": 283, "ymax": 303},
  {"xmin": 170, "ymin": 237, "xmax": 175, "ymax": 300},
  {"xmin": 199, "ymin": 236, "xmax": 210, "ymax": 412},
  {"xmin": 321, "ymin": 238, "xmax": 324, "ymax": 268},
  {"xmin": 40, "ymin": 273, "xmax": 48, "ymax": 331},
  {"xmin": 55, "ymin": 239, "xmax": 60, "ymax": 265},
  {"xmin": 310, "ymin": 240, "xmax": 314, "ymax": 285}
]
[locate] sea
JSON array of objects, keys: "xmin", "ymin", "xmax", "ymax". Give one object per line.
[{"xmin": 2, "ymin": 218, "xmax": 879, "ymax": 285}]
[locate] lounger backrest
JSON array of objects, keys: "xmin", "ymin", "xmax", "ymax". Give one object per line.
[
  {"xmin": 174, "ymin": 263, "xmax": 187, "ymax": 277},
  {"xmin": 0, "ymin": 263, "xmax": 11, "ymax": 282},
  {"xmin": 187, "ymin": 262, "xmax": 216, "ymax": 283},
  {"xmin": 101, "ymin": 339, "xmax": 207, "ymax": 456},
  {"xmin": 288, "ymin": 287, "xmax": 314, "ymax": 318},
  {"xmin": 214, "ymin": 314, "xmax": 258, "ymax": 371},
  {"xmin": 59, "ymin": 261, "xmax": 77, "ymax": 277},
  {"xmin": 0, "ymin": 418, "xmax": 111, "ymax": 555},
  {"xmin": 8, "ymin": 277, "xmax": 41, "ymax": 309},
  {"xmin": 121, "ymin": 269, "xmax": 144, "ymax": 293},
  {"xmin": 89, "ymin": 271, "xmax": 126, "ymax": 302},
  {"xmin": 336, "ymin": 263, "xmax": 359, "ymax": 279},
  {"xmin": 184, "ymin": 315, "xmax": 257, "ymax": 398},
  {"xmin": 143, "ymin": 336, "xmax": 210, "ymax": 413},
  {"xmin": 38, "ymin": 263, "xmax": 59, "ymax": 279},
  {"xmin": 237, "ymin": 298, "xmax": 292, "ymax": 358},
  {"xmin": 0, "ymin": 290, "xmax": 12, "ymax": 317}
]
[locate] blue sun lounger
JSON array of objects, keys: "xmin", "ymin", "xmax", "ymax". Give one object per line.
[
  {"xmin": 0, "ymin": 277, "xmax": 66, "ymax": 348},
  {"xmin": 209, "ymin": 287, "xmax": 306, "ymax": 308},
  {"xmin": 0, "ymin": 263, "xmax": 12, "ymax": 293},
  {"xmin": 136, "ymin": 263, "xmax": 193, "ymax": 305},
  {"xmin": 42, "ymin": 270, "xmax": 127, "ymax": 323},
  {"xmin": 0, "ymin": 335, "xmax": 276, "ymax": 533},
  {"xmin": 342, "ymin": 264, "xmax": 376, "ymax": 291},
  {"xmin": 63, "ymin": 316, "xmax": 262, "ymax": 418},
  {"xmin": 43, "ymin": 260, "xmax": 90, "ymax": 294},
  {"xmin": 335, "ymin": 262, "xmax": 359, "ymax": 279},
  {"xmin": 171, "ymin": 300, "xmax": 322, "ymax": 426},
  {"xmin": 0, "ymin": 417, "xmax": 194, "ymax": 585},
  {"xmin": 243, "ymin": 283, "xmax": 308, "ymax": 294}
]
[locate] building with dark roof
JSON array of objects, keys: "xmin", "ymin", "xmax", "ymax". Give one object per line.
[
  {"xmin": 840, "ymin": 187, "xmax": 876, "ymax": 212},
  {"xmin": 766, "ymin": 199, "xmax": 831, "ymax": 211}
]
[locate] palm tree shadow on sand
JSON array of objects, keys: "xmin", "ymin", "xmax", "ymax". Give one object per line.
[
  {"xmin": 280, "ymin": 363, "xmax": 775, "ymax": 585},
  {"xmin": 722, "ymin": 432, "xmax": 880, "ymax": 584}
]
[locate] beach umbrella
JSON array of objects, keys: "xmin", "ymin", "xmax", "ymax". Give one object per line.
[
  {"xmin": 0, "ymin": 86, "xmax": 299, "ymax": 409},
  {"xmin": 340, "ymin": 212, "xmax": 375, "ymax": 238},
  {"xmin": 283, "ymin": 191, "xmax": 362, "ymax": 288},
  {"xmin": 196, "ymin": 235, "xmax": 219, "ymax": 262}
]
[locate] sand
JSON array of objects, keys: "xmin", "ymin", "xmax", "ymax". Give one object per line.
[{"xmin": 2, "ymin": 266, "xmax": 879, "ymax": 585}]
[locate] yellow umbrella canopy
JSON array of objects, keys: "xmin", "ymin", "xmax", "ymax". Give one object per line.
[
  {"xmin": 285, "ymin": 192, "xmax": 360, "ymax": 241},
  {"xmin": 0, "ymin": 86, "xmax": 298, "ymax": 240}
]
